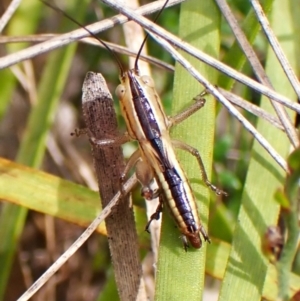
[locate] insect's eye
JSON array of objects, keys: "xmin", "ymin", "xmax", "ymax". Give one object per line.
[
  {"xmin": 115, "ymin": 85, "xmax": 125, "ymax": 99},
  {"xmin": 141, "ymin": 75, "xmax": 155, "ymax": 88}
]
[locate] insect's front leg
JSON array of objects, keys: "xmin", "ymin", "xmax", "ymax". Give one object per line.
[
  {"xmin": 88, "ymin": 130, "xmax": 137, "ymax": 199},
  {"xmin": 72, "ymin": 126, "xmax": 131, "ymax": 147},
  {"xmin": 71, "ymin": 128, "xmax": 88, "ymax": 137},
  {"xmin": 168, "ymin": 91, "xmax": 207, "ymax": 128},
  {"xmin": 172, "ymin": 139, "xmax": 228, "ymax": 196}
]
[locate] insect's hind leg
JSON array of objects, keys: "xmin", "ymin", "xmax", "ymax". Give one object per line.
[
  {"xmin": 172, "ymin": 139, "xmax": 228, "ymax": 196},
  {"xmin": 168, "ymin": 91, "xmax": 207, "ymax": 128}
]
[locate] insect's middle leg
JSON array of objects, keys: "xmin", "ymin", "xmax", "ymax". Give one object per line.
[
  {"xmin": 121, "ymin": 153, "xmax": 162, "ymax": 233},
  {"xmin": 172, "ymin": 139, "xmax": 228, "ymax": 196},
  {"xmin": 135, "ymin": 159, "xmax": 160, "ymax": 200}
]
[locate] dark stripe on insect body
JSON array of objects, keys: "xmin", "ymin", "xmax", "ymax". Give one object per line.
[{"xmin": 128, "ymin": 71, "xmax": 162, "ymax": 141}]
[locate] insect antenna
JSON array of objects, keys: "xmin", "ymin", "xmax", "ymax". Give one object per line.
[
  {"xmin": 41, "ymin": 0, "xmax": 125, "ymax": 76},
  {"xmin": 134, "ymin": 0, "xmax": 169, "ymax": 73}
]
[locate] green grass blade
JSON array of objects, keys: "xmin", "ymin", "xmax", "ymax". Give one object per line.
[
  {"xmin": 0, "ymin": 156, "xmax": 147, "ymax": 237},
  {"xmin": 218, "ymin": 0, "xmax": 274, "ymax": 90},
  {"xmin": 155, "ymin": 1, "xmax": 220, "ymax": 300},
  {"xmin": 0, "ymin": 1, "xmax": 88, "ymax": 297},
  {"xmin": 205, "ymin": 239, "xmax": 300, "ymax": 300},
  {"xmin": 0, "ymin": 0, "xmax": 42, "ymax": 119},
  {"xmin": 218, "ymin": 1, "xmax": 297, "ymax": 300},
  {"xmin": 0, "ymin": 157, "xmax": 104, "ymax": 231},
  {"xmin": 0, "ymin": 1, "xmax": 43, "ymax": 296}
]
